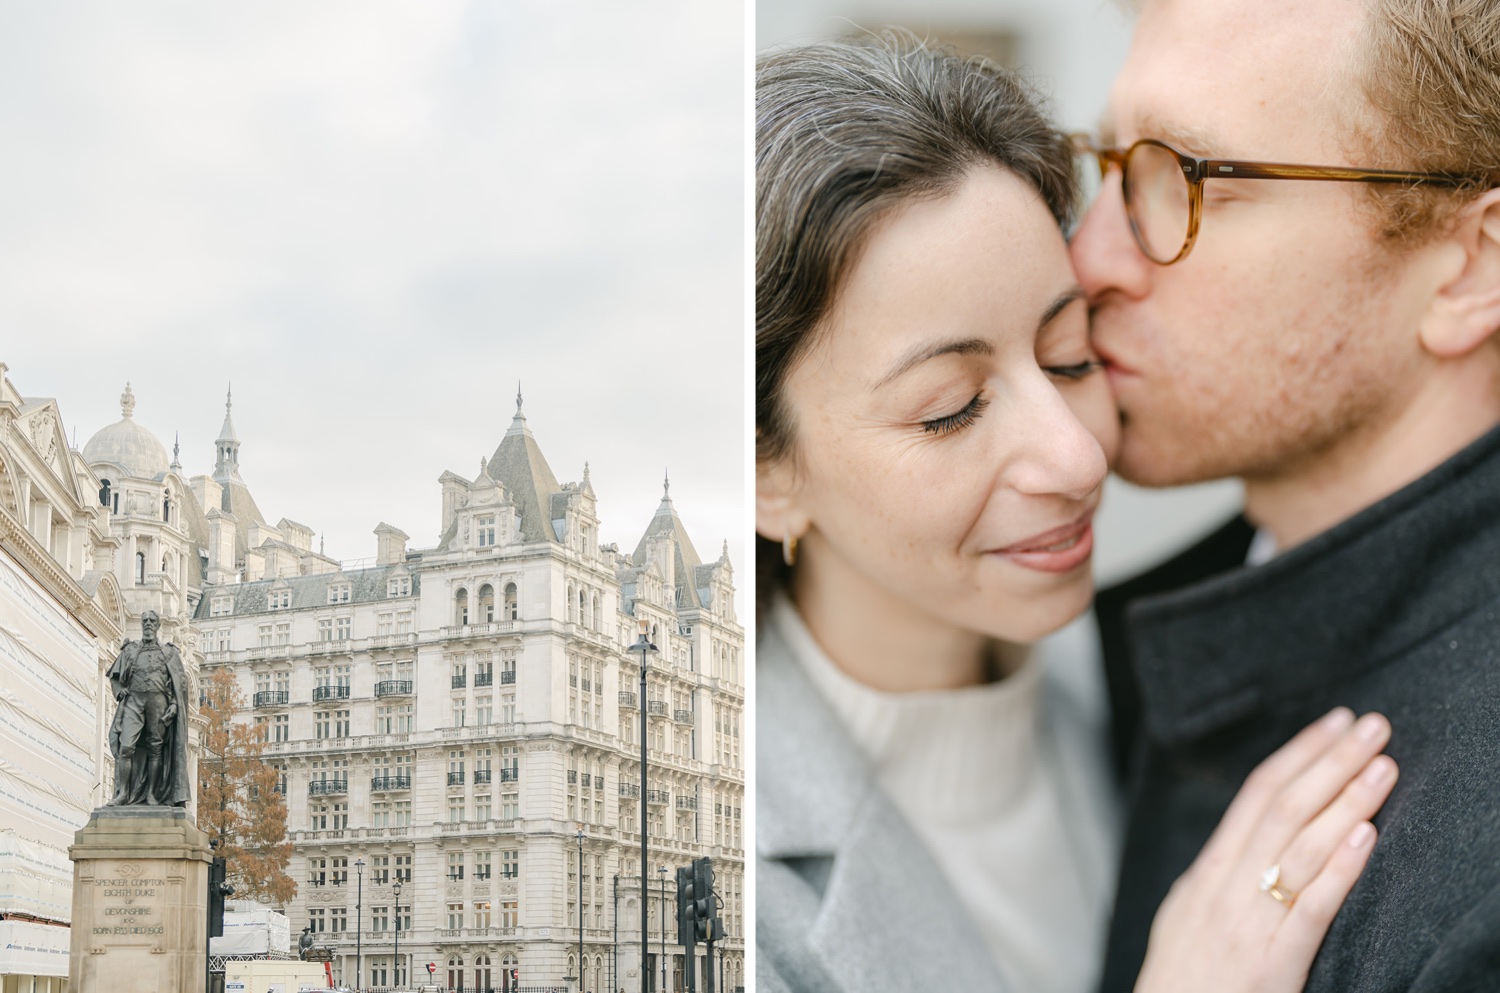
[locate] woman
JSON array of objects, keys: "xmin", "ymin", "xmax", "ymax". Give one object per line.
[{"xmin": 754, "ymin": 32, "xmax": 1396, "ymax": 993}]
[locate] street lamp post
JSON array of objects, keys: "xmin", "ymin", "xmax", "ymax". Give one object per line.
[
  {"xmin": 630, "ymin": 619, "xmax": 658, "ymax": 993},
  {"xmin": 657, "ymin": 866, "xmax": 667, "ymax": 993},
  {"xmin": 355, "ymin": 858, "xmax": 365, "ymax": 993},
  {"xmin": 613, "ymin": 874, "xmax": 619, "ymax": 993},
  {"xmin": 393, "ymin": 879, "xmax": 403, "ymax": 990},
  {"xmin": 577, "ymin": 828, "xmax": 586, "ymax": 993}
]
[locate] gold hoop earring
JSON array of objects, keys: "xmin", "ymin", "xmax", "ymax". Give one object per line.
[{"xmin": 782, "ymin": 531, "xmax": 799, "ymax": 567}]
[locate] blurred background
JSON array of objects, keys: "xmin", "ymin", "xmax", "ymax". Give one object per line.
[{"xmin": 758, "ymin": 0, "xmax": 1244, "ymax": 588}]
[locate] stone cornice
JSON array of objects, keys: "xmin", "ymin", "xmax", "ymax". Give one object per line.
[{"xmin": 0, "ymin": 505, "xmax": 120, "ymax": 644}]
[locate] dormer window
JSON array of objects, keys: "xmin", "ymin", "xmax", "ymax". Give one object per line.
[
  {"xmin": 210, "ymin": 596, "xmax": 234, "ymax": 618},
  {"xmin": 477, "ymin": 516, "xmax": 496, "ymax": 547},
  {"xmin": 269, "ymin": 589, "xmax": 291, "ymax": 610},
  {"xmin": 387, "ymin": 575, "xmax": 411, "ymax": 597},
  {"xmin": 328, "ymin": 583, "xmax": 352, "ymax": 605}
]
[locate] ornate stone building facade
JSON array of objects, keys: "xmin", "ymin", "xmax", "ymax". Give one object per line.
[
  {"xmin": 0, "ymin": 364, "xmax": 124, "ymax": 993},
  {"xmin": 191, "ymin": 397, "xmax": 746, "ymax": 993}
]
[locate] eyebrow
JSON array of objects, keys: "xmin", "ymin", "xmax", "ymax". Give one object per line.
[
  {"xmin": 871, "ymin": 286, "xmax": 1085, "ymax": 391},
  {"xmin": 1097, "ymin": 113, "xmax": 1227, "ymax": 157}
]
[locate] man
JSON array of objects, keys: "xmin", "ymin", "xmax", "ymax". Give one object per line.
[
  {"xmin": 106, "ymin": 609, "xmax": 191, "ymax": 807},
  {"xmin": 1069, "ymin": 0, "xmax": 1500, "ymax": 989}
]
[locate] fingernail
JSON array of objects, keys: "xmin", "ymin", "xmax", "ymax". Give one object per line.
[
  {"xmin": 1363, "ymin": 756, "xmax": 1394, "ymax": 785},
  {"xmin": 1347, "ymin": 822, "xmax": 1375, "ymax": 848},
  {"xmin": 1323, "ymin": 707, "xmax": 1354, "ymax": 730},
  {"xmin": 1356, "ymin": 713, "xmax": 1387, "ymax": 741}
]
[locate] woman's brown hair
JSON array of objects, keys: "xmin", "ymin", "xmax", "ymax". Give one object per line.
[{"xmin": 755, "ymin": 29, "xmax": 1079, "ymax": 621}]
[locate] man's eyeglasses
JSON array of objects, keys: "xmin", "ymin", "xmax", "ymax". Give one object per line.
[{"xmin": 1072, "ymin": 135, "xmax": 1473, "ymax": 265}]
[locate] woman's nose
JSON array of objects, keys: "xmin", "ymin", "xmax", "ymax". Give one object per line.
[{"xmin": 1070, "ymin": 170, "xmax": 1152, "ymax": 305}]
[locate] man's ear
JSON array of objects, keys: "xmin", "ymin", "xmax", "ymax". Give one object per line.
[
  {"xmin": 756, "ymin": 456, "xmax": 809, "ymax": 548},
  {"xmin": 1420, "ymin": 188, "xmax": 1500, "ymax": 358}
]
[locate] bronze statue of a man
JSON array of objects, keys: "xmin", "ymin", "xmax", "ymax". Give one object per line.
[{"xmin": 106, "ymin": 610, "xmax": 191, "ymax": 807}]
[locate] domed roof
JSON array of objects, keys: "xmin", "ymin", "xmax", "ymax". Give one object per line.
[{"xmin": 83, "ymin": 383, "xmax": 170, "ymax": 479}]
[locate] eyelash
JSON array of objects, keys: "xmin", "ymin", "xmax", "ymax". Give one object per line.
[
  {"xmin": 920, "ymin": 362, "xmax": 1101, "ymax": 435},
  {"xmin": 1046, "ymin": 360, "xmax": 1102, "ymax": 380},
  {"xmin": 922, "ymin": 395, "xmax": 990, "ymax": 435}
]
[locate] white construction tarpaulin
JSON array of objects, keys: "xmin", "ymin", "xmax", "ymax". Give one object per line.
[
  {"xmin": 0, "ymin": 918, "xmax": 71, "ymax": 977},
  {"xmin": 0, "ymin": 830, "xmax": 73, "ymax": 922}
]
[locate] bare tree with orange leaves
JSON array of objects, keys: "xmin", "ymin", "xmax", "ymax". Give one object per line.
[{"xmin": 199, "ymin": 666, "xmax": 297, "ymax": 905}]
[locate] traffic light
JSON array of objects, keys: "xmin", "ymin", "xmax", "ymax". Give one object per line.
[
  {"xmin": 676, "ymin": 865, "xmax": 696, "ymax": 947},
  {"xmin": 208, "ymin": 854, "xmax": 233, "ymax": 937},
  {"xmin": 691, "ymin": 857, "xmax": 715, "ymax": 941}
]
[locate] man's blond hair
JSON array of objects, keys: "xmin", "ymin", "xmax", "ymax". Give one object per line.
[{"xmin": 1355, "ymin": 0, "xmax": 1500, "ymax": 244}]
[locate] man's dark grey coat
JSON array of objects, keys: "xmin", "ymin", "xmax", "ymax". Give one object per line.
[{"xmin": 1097, "ymin": 425, "xmax": 1500, "ymax": 992}]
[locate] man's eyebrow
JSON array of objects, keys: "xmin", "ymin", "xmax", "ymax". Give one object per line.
[
  {"xmin": 1141, "ymin": 115, "xmax": 1227, "ymax": 157},
  {"xmin": 872, "ymin": 337, "xmax": 994, "ymax": 391}
]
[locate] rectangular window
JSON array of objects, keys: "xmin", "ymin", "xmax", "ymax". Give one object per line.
[
  {"xmin": 474, "ymin": 794, "xmax": 491, "ymax": 821},
  {"xmin": 318, "ymin": 618, "xmax": 333, "ymax": 642},
  {"xmin": 500, "ymin": 900, "xmax": 518, "ymax": 929},
  {"xmin": 501, "ymin": 693, "xmax": 516, "ymax": 724},
  {"xmin": 210, "ymin": 596, "xmax": 233, "ymax": 617},
  {"xmin": 476, "ymin": 698, "xmax": 492, "ymax": 725},
  {"xmin": 270, "ymin": 589, "xmax": 290, "ymax": 610},
  {"xmin": 396, "ymin": 610, "xmax": 413, "ymax": 634},
  {"xmin": 372, "ymin": 855, "xmax": 390, "ymax": 885},
  {"xmin": 388, "ymin": 575, "xmax": 411, "ymax": 597},
  {"xmin": 308, "ymin": 857, "xmax": 327, "ymax": 887},
  {"xmin": 447, "ymin": 903, "xmax": 464, "ymax": 930},
  {"xmin": 474, "ymin": 900, "xmax": 491, "ymax": 928},
  {"xmin": 335, "ymin": 710, "xmax": 351, "ymax": 738},
  {"xmin": 377, "ymin": 612, "xmax": 393, "ymax": 636},
  {"xmin": 310, "ymin": 804, "xmax": 328, "ymax": 830},
  {"xmin": 447, "ymin": 852, "xmax": 465, "ymax": 881},
  {"xmin": 258, "ymin": 624, "xmax": 272, "ymax": 648},
  {"xmin": 477, "ymin": 516, "xmax": 496, "ymax": 547},
  {"xmin": 395, "ymin": 853, "xmax": 412, "ymax": 882},
  {"xmin": 336, "ymin": 616, "xmax": 352, "ymax": 640},
  {"xmin": 501, "ymin": 793, "xmax": 519, "ymax": 821},
  {"xmin": 474, "ymin": 851, "xmax": 492, "ymax": 880},
  {"xmin": 308, "ymin": 908, "xmax": 325, "ymax": 932},
  {"xmin": 214, "ymin": 627, "xmax": 232, "ymax": 652},
  {"xmin": 332, "ymin": 802, "xmax": 348, "ymax": 830},
  {"xmin": 274, "ymin": 621, "xmax": 290, "ymax": 645},
  {"xmin": 329, "ymin": 908, "xmax": 347, "ymax": 933},
  {"xmin": 253, "ymin": 716, "xmax": 269, "ymax": 743},
  {"xmin": 331, "ymin": 856, "xmax": 348, "ymax": 887},
  {"xmin": 448, "ymin": 797, "xmax": 464, "ymax": 823},
  {"xmin": 395, "ymin": 802, "xmax": 412, "ymax": 830},
  {"xmin": 315, "ymin": 712, "xmax": 331, "ymax": 739},
  {"xmin": 502, "ymin": 850, "xmax": 518, "ymax": 879},
  {"xmin": 328, "ymin": 583, "xmax": 351, "ymax": 604},
  {"xmin": 452, "ymin": 699, "xmax": 465, "ymax": 727},
  {"xmin": 371, "ymin": 906, "xmax": 389, "ymax": 931}
]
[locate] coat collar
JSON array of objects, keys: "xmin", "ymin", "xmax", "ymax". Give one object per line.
[
  {"xmin": 1128, "ymin": 422, "xmax": 1500, "ymax": 747},
  {"xmin": 758, "ymin": 610, "xmax": 1010, "ymax": 993}
]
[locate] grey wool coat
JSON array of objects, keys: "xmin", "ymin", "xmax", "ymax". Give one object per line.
[
  {"xmin": 1096, "ymin": 423, "xmax": 1500, "ymax": 993},
  {"xmin": 756, "ymin": 613, "xmax": 1117, "ymax": 993}
]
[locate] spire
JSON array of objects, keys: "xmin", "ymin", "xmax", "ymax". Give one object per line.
[
  {"xmin": 722, "ymin": 539, "xmax": 730, "ymax": 562},
  {"xmin": 583, "ymin": 461, "xmax": 590, "ymax": 482},
  {"xmin": 663, "ymin": 468, "xmax": 670, "ymax": 498},
  {"xmin": 505, "ymin": 379, "xmax": 533, "ymax": 439},
  {"xmin": 213, "ymin": 384, "xmax": 242, "ymax": 482},
  {"xmin": 120, "ymin": 382, "xmax": 136, "ymax": 419},
  {"xmin": 170, "ymin": 432, "xmax": 182, "ymax": 472}
]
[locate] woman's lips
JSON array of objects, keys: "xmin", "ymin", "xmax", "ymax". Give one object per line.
[{"xmin": 990, "ymin": 514, "xmax": 1095, "ymax": 573}]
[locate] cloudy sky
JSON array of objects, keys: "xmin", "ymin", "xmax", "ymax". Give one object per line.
[{"xmin": 1, "ymin": 2, "xmax": 747, "ymax": 601}]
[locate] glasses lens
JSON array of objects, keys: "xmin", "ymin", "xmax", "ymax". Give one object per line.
[{"xmin": 1124, "ymin": 142, "xmax": 1191, "ymax": 263}]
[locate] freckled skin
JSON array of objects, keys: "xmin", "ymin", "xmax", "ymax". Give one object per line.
[
  {"xmin": 773, "ymin": 166, "xmax": 1119, "ymax": 676},
  {"xmin": 1070, "ymin": 0, "xmax": 1434, "ymax": 491}
]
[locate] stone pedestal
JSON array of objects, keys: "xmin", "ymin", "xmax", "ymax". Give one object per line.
[{"xmin": 68, "ymin": 808, "xmax": 212, "ymax": 993}]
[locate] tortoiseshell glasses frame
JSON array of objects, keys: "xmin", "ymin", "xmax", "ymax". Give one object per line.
[{"xmin": 1072, "ymin": 135, "xmax": 1474, "ymax": 265}]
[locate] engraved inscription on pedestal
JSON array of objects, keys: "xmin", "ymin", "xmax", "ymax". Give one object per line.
[{"xmin": 69, "ymin": 810, "xmax": 211, "ymax": 993}]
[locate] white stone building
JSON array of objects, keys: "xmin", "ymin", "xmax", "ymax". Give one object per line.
[
  {"xmin": 0, "ymin": 364, "xmax": 124, "ymax": 993},
  {"xmin": 192, "ymin": 397, "xmax": 746, "ymax": 993}
]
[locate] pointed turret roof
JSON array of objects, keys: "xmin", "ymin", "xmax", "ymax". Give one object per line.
[
  {"xmin": 631, "ymin": 469, "xmax": 708, "ymax": 607},
  {"xmin": 217, "ymin": 385, "xmax": 239, "ymax": 445},
  {"xmin": 484, "ymin": 388, "xmax": 561, "ymax": 544}
]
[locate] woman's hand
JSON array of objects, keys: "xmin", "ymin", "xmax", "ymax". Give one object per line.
[{"xmin": 1134, "ymin": 707, "xmax": 1396, "ymax": 993}]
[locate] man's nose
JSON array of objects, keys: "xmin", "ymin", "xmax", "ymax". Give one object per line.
[{"xmin": 1070, "ymin": 169, "xmax": 1152, "ymax": 304}]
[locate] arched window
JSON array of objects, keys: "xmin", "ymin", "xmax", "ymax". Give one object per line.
[
  {"xmin": 479, "ymin": 584, "xmax": 495, "ymax": 623},
  {"xmin": 580, "ymin": 589, "xmax": 589, "ymax": 628},
  {"xmin": 475, "ymin": 953, "xmax": 492, "ymax": 992},
  {"xmin": 455, "ymin": 588, "xmax": 469, "ymax": 626},
  {"xmin": 567, "ymin": 583, "xmax": 578, "ymax": 623},
  {"xmin": 134, "ymin": 552, "xmax": 145, "ymax": 585},
  {"xmin": 99, "ymin": 479, "xmax": 111, "ymax": 508},
  {"xmin": 502, "ymin": 953, "xmax": 519, "ymax": 993},
  {"xmin": 504, "ymin": 582, "xmax": 518, "ymax": 621},
  {"xmin": 447, "ymin": 955, "xmax": 464, "ymax": 992},
  {"xmin": 591, "ymin": 593, "xmax": 600, "ymax": 631},
  {"xmin": 162, "ymin": 490, "xmax": 171, "ymax": 522}
]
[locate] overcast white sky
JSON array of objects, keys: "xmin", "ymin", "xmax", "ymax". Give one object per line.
[{"xmin": 2, "ymin": 2, "xmax": 747, "ymax": 602}]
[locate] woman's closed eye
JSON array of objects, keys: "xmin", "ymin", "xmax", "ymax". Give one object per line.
[
  {"xmin": 921, "ymin": 393, "xmax": 990, "ymax": 435},
  {"xmin": 1045, "ymin": 360, "xmax": 1102, "ymax": 381}
]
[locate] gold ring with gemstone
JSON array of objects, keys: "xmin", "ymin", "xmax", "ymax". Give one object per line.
[{"xmin": 1259, "ymin": 864, "xmax": 1298, "ymax": 908}]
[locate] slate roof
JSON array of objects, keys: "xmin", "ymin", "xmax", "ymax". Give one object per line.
[
  {"xmin": 192, "ymin": 563, "xmax": 420, "ymax": 620},
  {"xmin": 483, "ymin": 404, "xmax": 561, "ymax": 546},
  {"xmin": 631, "ymin": 480, "xmax": 708, "ymax": 608}
]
